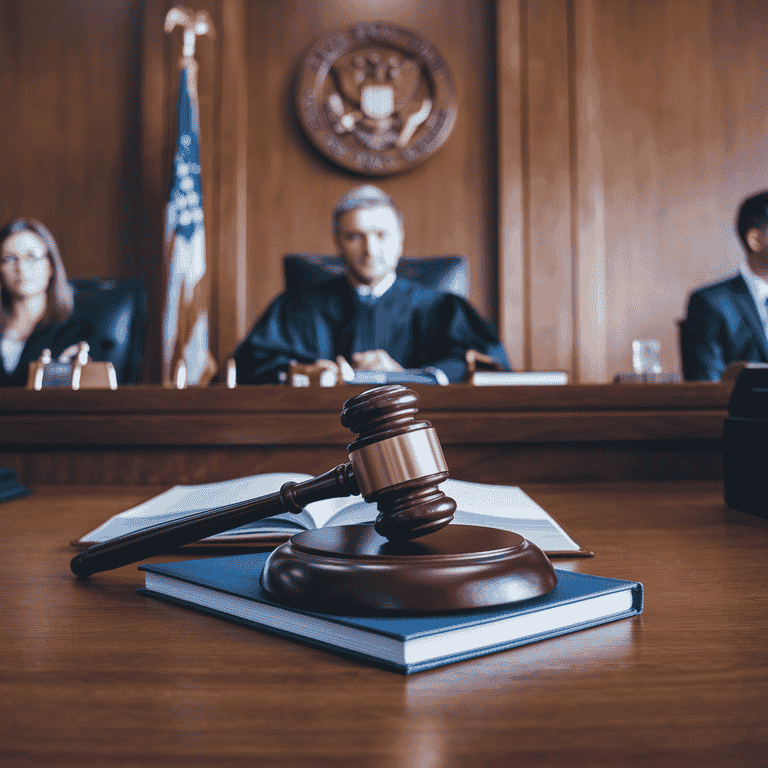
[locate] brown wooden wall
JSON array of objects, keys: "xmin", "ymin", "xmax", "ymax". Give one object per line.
[
  {"xmin": 499, "ymin": 0, "xmax": 768, "ymax": 380},
  {"xmin": 2, "ymin": 0, "xmax": 768, "ymax": 383},
  {"xmin": 0, "ymin": 0, "xmax": 143, "ymax": 281}
]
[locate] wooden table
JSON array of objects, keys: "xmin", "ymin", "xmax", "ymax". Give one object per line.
[
  {"xmin": 2, "ymin": 482, "xmax": 766, "ymax": 767},
  {"xmin": 1, "ymin": 382, "xmax": 731, "ymax": 485}
]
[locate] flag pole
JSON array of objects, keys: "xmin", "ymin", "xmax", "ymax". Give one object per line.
[
  {"xmin": 164, "ymin": 7, "xmax": 215, "ymax": 97},
  {"xmin": 162, "ymin": 7, "xmax": 217, "ymax": 387}
]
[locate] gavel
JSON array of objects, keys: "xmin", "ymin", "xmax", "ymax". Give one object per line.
[{"xmin": 70, "ymin": 385, "xmax": 457, "ymax": 578}]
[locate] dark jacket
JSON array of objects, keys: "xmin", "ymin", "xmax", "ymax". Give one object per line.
[
  {"xmin": 0, "ymin": 313, "xmax": 96, "ymax": 387},
  {"xmin": 681, "ymin": 274, "xmax": 768, "ymax": 381}
]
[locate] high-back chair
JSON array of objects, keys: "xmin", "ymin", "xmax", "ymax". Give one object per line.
[
  {"xmin": 283, "ymin": 254, "xmax": 468, "ymax": 297},
  {"xmin": 71, "ymin": 278, "xmax": 147, "ymax": 384}
]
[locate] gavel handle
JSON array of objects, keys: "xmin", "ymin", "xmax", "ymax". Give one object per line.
[{"xmin": 71, "ymin": 463, "xmax": 359, "ymax": 578}]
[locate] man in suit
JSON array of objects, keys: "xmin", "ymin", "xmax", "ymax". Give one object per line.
[
  {"xmin": 233, "ymin": 185, "xmax": 510, "ymax": 384},
  {"xmin": 682, "ymin": 190, "xmax": 768, "ymax": 381}
]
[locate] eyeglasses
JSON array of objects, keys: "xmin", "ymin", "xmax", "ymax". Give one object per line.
[{"xmin": 0, "ymin": 253, "xmax": 49, "ymax": 267}]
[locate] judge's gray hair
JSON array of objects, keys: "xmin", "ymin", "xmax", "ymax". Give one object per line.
[{"xmin": 332, "ymin": 185, "xmax": 403, "ymax": 238}]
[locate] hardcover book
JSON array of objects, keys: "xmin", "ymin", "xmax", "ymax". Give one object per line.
[
  {"xmin": 0, "ymin": 468, "xmax": 30, "ymax": 503},
  {"xmin": 139, "ymin": 552, "xmax": 643, "ymax": 674}
]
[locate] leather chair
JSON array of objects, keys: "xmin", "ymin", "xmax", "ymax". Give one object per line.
[
  {"xmin": 71, "ymin": 278, "xmax": 147, "ymax": 384},
  {"xmin": 283, "ymin": 254, "xmax": 468, "ymax": 297}
]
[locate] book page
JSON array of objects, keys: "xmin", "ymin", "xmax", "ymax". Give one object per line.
[
  {"xmin": 79, "ymin": 473, "xmax": 354, "ymax": 543},
  {"xmin": 327, "ymin": 479, "xmax": 583, "ymax": 553},
  {"xmin": 224, "ymin": 491, "xmax": 363, "ymax": 537},
  {"xmin": 441, "ymin": 479, "xmax": 582, "ymax": 552}
]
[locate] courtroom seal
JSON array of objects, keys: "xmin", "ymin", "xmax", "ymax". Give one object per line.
[{"xmin": 295, "ymin": 23, "xmax": 458, "ymax": 176}]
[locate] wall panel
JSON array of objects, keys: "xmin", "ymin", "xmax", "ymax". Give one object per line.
[
  {"xmin": 4, "ymin": 1, "xmax": 768, "ymax": 383},
  {"xmin": 243, "ymin": 0, "xmax": 498, "ymax": 339},
  {"xmin": 0, "ymin": 0, "xmax": 143, "ymax": 281},
  {"xmin": 526, "ymin": 0, "xmax": 573, "ymax": 373},
  {"xmin": 594, "ymin": 0, "xmax": 768, "ymax": 378},
  {"xmin": 498, "ymin": 0, "xmax": 768, "ymax": 381}
]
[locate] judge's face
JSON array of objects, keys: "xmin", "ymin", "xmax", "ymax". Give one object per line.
[
  {"xmin": 336, "ymin": 205, "xmax": 403, "ymax": 287},
  {"xmin": 0, "ymin": 229, "xmax": 52, "ymax": 301}
]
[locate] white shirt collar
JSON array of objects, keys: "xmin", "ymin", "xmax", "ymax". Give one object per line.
[
  {"xmin": 353, "ymin": 271, "xmax": 396, "ymax": 300},
  {"xmin": 740, "ymin": 262, "xmax": 768, "ymax": 320}
]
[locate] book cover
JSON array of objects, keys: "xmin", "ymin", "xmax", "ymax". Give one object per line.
[
  {"xmin": 138, "ymin": 553, "xmax": 643, "ymax": 674},
  {"xmin": 75, "ymin": 474, "xmax": 591, "ymax": 556},
  {"xmin": 0, "ymin": 468, "xmax": 30, "ymax": 503}
]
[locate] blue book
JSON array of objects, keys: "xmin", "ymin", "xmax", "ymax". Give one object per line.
[
  {"xmin": 138, "ymin": 553, "xmax": 643, "ymax": 675},
  {"xmin": 0, "ymin": 468, "xmax": 30, "ymax": 503}
]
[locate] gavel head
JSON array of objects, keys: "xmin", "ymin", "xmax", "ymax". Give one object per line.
[{"xmin": 340, "ymin": 385, "xmax": 456, "ymax": 541}]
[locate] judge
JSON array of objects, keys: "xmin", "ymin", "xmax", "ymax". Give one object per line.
[
  {"xmin": 682, "ymin": 191, "xmax": 768, "ymax": 380},
  {"xmin": 233, "ymin": 186, "xmax": 510, "ymax": 384}
]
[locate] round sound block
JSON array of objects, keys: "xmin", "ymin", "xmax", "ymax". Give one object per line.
[{"xmin": 261, "ymin": 524, "xmax": 557, "ymax": 613}]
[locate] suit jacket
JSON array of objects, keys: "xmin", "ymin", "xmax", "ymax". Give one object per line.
[{"xmin": 681, "ymin": 274, "xmax": 768, "ymax": 381}]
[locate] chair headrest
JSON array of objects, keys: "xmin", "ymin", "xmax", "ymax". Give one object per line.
[
  {"xmin": 70, "ymin": 278, "xmax": 147, "ymax": 383},
  {"xmin": 283, "ymin": 254, "xmax": 468, "ymax": 297}
]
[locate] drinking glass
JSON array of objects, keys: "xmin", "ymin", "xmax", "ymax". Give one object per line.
[{"xmin": 632, "ymin": 340, "xmax": 662, "ymax": 376}]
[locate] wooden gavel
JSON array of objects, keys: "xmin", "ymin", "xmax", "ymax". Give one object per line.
[{"xmin": 70, "ymin": 385, "xmax": 457, "ymax": 578}]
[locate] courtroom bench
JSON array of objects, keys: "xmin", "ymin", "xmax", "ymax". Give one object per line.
[{"xmin": 0, "ymin": 382, "xmax": 731, "ymax": 486}]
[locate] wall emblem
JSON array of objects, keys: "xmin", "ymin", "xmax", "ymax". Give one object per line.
[{"xmin": 296, "ymin": 23, "xmax": 457, "ymax": 176}]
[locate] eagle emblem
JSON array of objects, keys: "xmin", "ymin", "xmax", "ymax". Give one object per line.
[{"xmin": 296, "ymin": 24, "xmax": 457, "ymax": 176}]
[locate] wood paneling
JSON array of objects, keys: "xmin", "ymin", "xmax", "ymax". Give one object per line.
[
  {"xmin": 496, "ymin": 0, "xmax": 525, "ymax": 371},
  {"xmin": 572, "ymin": 0, "xmax": 608, "ymax": 383},
  {"xmin": 1, "ymin": 383, "xmax": 730, "ymax": 485},
  {"xmin": 0, "ymin": 0, "xmax": 143, "ymax": 281},
  {"xmin": 4, "ymin": 1, "xmax": 768, "ymax": 382},
  {"xmin": 595, "ymin": 0, "xmax": 768, "ymax": 378},
  {"xmin": 498, "ymin": 0, "xmax": 768, "ymax": 381},
  {"xmin": 243, "ymin": 0, "xmax": 497, "ymax": 337},
  {"xmin": 527, "ymin": 0, "xmax": 574, "ymax": 373}
]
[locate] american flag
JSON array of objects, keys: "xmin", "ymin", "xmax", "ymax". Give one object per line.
[{"xmin": 162, "ymin": 60, "xmax": 217, "ymax": 386}]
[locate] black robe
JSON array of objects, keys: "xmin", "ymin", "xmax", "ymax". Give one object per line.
[
  {"xmin": 0, "ymin": 313, "xmax": 97, "ymax": 387},
  {"xmin": 233, "ymin": 277, "xmax": 510, "ymax": 384}
]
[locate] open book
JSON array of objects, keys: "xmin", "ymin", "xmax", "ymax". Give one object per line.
[{"xmin": 74, "ymin": 473, "xmax": 592, "ymax": 556}]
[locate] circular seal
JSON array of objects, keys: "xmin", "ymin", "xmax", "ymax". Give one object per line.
[{"xmin": 295, "ymin": 23, "xmax": 458, "ymax": 176}]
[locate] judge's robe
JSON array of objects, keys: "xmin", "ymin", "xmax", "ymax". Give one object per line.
[{"xmin": 233, "ymin": 276, "xmax": 510, "ymax": 384}]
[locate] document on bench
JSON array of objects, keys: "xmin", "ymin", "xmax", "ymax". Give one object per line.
[{"xmin": 73, "ymin": 473, "xmax": 592, "ymax": 556}]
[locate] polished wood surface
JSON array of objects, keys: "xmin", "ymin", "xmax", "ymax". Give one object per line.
[
  {"xmin": 264, "ymin": 524, "xmax": 557, "ymax": 612},
  {"xmin": 1, "ymin": 383, "xmax": 730, "ymax": 485},
  {"xmin": 2, "ymin": 482, "xmax": 766, "ymax": 767}
]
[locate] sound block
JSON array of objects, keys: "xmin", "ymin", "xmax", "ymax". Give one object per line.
[{"xmin": 261, "ymin": 524, "xmax": 557, "ymax": 613}]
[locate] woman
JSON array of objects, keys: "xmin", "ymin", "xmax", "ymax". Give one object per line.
[{"xmin": 0, "ymin": 218, "xmax": 91, "ymax": 386}]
